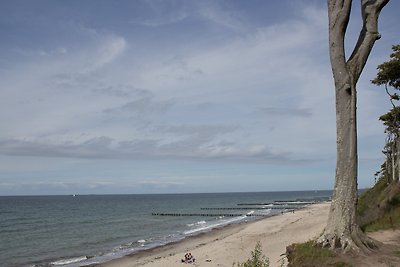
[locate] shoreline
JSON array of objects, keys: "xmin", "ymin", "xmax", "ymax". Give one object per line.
[{"xmin": 94, "ymin": 202, "xmax": 330, "ymax": 267}]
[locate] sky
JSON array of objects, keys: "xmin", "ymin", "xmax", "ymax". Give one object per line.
[{"xmin": 0, "ymin": 0, "xmax": 399, "ymax": 195}]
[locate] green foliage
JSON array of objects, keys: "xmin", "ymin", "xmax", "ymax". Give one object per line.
[
  {"xmin": 364, "ymin": 206, "xmax": 400, "ymax": 232},
  {"xmin": 372, "ymin": 44, "xmax": 400, "ymax": 89},
  {"xmin": 357, "ymin": 176, "xmax": 387, "ymax": 218},
  {"xmin": 358, "ymin": 177, "xmax": 400, "ymax": 232},
  {"xmin": 373, "ymin": 44, "xmax": 400, "ymax": 138},
  {"xmin": 234, "ymin": 242, "xmax": 269, "ymax": 267},
  {"xmin": 379, "ymin": 107, "xmax": 400, "ymax": 134},
  {"xmin": 388, "ymin": 193, "xmax": 400, "ymax": 207}
]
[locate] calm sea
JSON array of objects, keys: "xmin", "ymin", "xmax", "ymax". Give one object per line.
[{"xmin": 0, "ymin": 191, "xmax": 332, "ymax": 267}]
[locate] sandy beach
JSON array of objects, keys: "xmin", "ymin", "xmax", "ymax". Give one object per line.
[{"xmin": 98, "ymin": 202, "xmax": 330, "ymax": 267}]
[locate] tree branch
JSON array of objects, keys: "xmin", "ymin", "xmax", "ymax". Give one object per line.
[
  {"xmin": 328, "ymin": 0, "xmax": 352, "ymax": 89},
  {"xmin": 347, "ymin": 0, "xmax": 390, "ymax": 82},
  {"xmin": 385, "ymin": 84, "xmax": 397, "ymax": 108}
]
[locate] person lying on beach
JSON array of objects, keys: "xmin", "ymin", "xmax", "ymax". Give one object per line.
[{"xmin": 181, "ymin": 253, "xmax": 195, "ymax": 264}]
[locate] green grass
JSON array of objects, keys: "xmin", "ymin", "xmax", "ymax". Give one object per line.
[
  {"xmin": 294, "ymin": 241, "xmax": 334, "ymax": 258},
  {"xmin": 288, "ymin": 241, "xmax": 335, "ymax": 266},
  {"xmin": 286, "ymin": 241, "xmax": 353, "ymax": 267},
  {"xmin": 358, "ymin": 179, "xmax": 400, "ymax": 232},
  {"xmin": 357, "ymin": 177, "xmax": 387, "ymax": 217},
  {"xmin": 364, "ymin": 206, "xmax": 400, "ymax": 232}
]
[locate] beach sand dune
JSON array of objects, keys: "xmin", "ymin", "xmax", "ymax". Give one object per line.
[{"xmin": 99, "ymin": 202, "xmax": 330, "ymax": 267}]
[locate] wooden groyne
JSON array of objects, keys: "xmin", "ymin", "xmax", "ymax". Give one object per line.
[
  {"xmin": 200, "ymin": 206, "xmax": 302, "ymax": 210},
  {"xmin": 151, "ymin": 213, "xmax": 267, "ymax": 217},
  {"xmin": 237, "ymin": 203, "xmax": 274, "ymax": 206},
  {"xmin": 237, "ymin": 202, "xmax": 312, "ymax": 206}
]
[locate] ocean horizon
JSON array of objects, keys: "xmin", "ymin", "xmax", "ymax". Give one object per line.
[{"xmin": 0, "ymin": 190, "xmax": 333, "ymax": 267}]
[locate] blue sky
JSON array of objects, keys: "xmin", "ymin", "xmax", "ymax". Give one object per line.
[{"xmin": 0, "ymin": 0, "xmax": 399, "ymax": 195}]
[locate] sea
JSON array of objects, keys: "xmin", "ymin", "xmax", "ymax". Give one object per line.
[{"xmin": 0, "ymin": 191, "xmax": 332, "ymax": 267}]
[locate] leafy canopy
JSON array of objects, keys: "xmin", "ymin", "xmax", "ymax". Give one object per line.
[
  {"xmin": 372, "ymin": 45, "xmax": 400, "ymax": 90},
  {"xmin": 379, "ymin": 107, "xmax": 400, "ymax": 135},
  {"xmin": 373, "ymin": 45, "xmax": 400, "ymax": 135}
]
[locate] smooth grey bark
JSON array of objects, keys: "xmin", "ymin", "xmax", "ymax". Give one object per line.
[{"xmin": 317, "ymin": 0, "xmax": 389, "ymax": 252}]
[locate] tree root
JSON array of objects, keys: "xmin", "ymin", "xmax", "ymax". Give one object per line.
[{"xmin": 316, "ymin": 229, "xmax": 380, "ymax": 254}]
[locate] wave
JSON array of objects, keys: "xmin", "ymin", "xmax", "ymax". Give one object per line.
[
  {"xmin": 50, "ymin": 256, "xmax": 88, "ymax": 266},
  {"xmin": 184, "ymin": 215, "xmax": 248, "ymax": 235},
  {"xmin": 246, "ymin": 210, "xmax": 255, "ymax": 215}
]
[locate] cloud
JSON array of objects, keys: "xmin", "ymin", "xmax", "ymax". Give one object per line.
[
  {"xmin": 2, "ymin": 1, "xmax": 395, "ymax": 194},
  {"xmin": 86, "ymin": 35, "xmax": 126, "ymax": 72},
  {"xmin": 103, "ymin": 95, "xmax": 174, "ymax": 116},
  {"xmin": 0, "ymin": 3, "xmax": 332, "ymax": 165},
  {"xmin": 255, "ymin": 107, "xmax": 312, "ymax": 117},
  {"xmin": 197, "ymin": 2, "xmax": 248, "ymax": 32},
  {"xmin": 0, "ymin": 126, "xmax": 306, "ymax": 164},
  {"xmin": 0, "ymin": 181, "xmax": 118, "ymax": 195},
  {"xmin": 137, "ymin": 180, "xmax": 184, "ymax": 186},
  {"xmin": 131, "ymin": 0, "xmax": 189, "ymax": 27},
  {"xmin": 91, "ymin": 85, "xmax": 144, "ymax": 98}
]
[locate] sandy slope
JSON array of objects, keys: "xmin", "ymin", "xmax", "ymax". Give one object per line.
[{"xmin": 98, "ymin": 202, "xmax": 330, "ymax": 267}]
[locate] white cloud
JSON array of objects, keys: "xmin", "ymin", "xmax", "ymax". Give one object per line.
[
  {"xmin": 0, "ymin": 1, "xmax": 397, "ymax": 193},
  {"xmin": 0, "ymin": 4, "xmax": 334, "ymax": 163},
  {"xmin": 84, "ymin": 36, "xmax": 127, "ymax": 72}
]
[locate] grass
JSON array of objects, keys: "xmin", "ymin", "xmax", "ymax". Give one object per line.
[
  {"xmin": 358, "ymin": 177, "xmax": 387, "ymax": 217},
  {"xmin": 286, "ymin": 241, "xmax": 352, "ymax": 267},
  {"xmin": 289, "ymin": 241, "xmax": 334, "ymax": 260},
  {"xmin": 364, "ymin": 206, "xmax": 400, "ymax": 232},
  {"xmin": 358, "ymin": 178, "xmax": 400, "ymax": 232},
  {"xmin": 286, "ymin": 179, "xmax": 400, "ymax": 266}
]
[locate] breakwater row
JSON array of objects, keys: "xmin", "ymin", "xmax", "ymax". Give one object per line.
[{"xmin": 151, "ymin": 212, "xmax": 267, "ymax": 217}]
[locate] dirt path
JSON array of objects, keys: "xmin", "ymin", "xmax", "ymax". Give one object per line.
[{"xmin": 339, "ymin": 230, "xmax": 400, "ymax": 267}]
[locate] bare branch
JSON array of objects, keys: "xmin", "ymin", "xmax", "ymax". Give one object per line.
[
  {"xmin": 385, "ymin": 84, "xmax": 397, "ymax": 108},
  {"xmin": 347, "ymin": 0, "xmax": 390, "ymax": 81},
  {"xmin": 328, "ymin": 0, "xmax": 352, "ymax": 88}
]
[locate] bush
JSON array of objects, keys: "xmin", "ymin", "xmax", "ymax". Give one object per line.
[{"xmin": 234, "ymin": 241, "xmax": 269, "ymax": 267}]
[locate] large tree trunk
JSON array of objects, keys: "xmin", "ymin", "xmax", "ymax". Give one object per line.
[
  {"xmin": 318, "ymin": 82, "xmax": 373, "ymax": 251},
  {"xmin": 318, "ymin": 0, "xmax": 389, "ymax": 252},
  {"xmin": 397, "ymin": 138, "xmax": 400, "ymax": 183}
]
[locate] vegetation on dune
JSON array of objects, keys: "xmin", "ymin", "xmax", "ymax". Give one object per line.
[
  {"xmin": 358, "ymin": 44, "xmax": 400, "ymax": 232},
  {"xmin": 286, "ymin": 241, "xmax": 352, "ymax": 267},
  {"xmin": 359, "ymin": 179, "xmax": 400, "ymax": 232},
  {"xmin": 233, "ymin": 242, "xmax": 270, "ymax": 267},
  {"xmin": 285, "ymin": 177, "xmax": 400, "ymax": 266}
]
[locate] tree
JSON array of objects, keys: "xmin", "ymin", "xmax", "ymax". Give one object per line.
[
  {"xmin": 373, "ymin": 45, "xmax": 400, "ymax": 184},
  {"xmin": 372, "ymin": 45, "xmax": 400, "ymax": 91},
  {"xmin": 317, "ymin": 0, "xmax": 389, "ymax": 252}
]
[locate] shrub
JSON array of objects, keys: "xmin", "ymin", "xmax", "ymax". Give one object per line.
[{"xmin": 234, "ymin": 241, "xmax": 269, "ymax": 267}]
